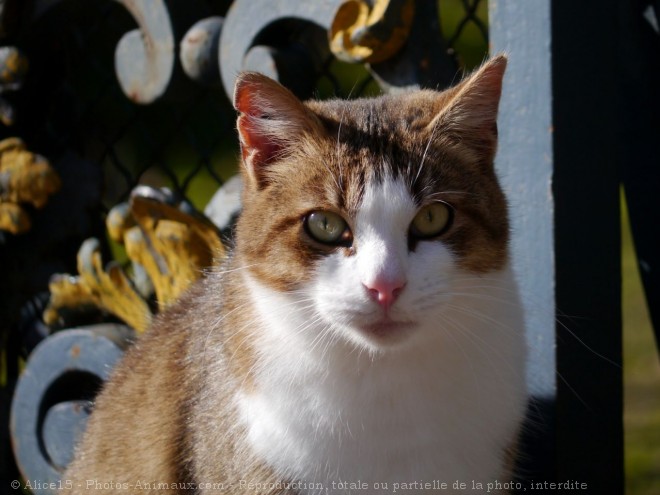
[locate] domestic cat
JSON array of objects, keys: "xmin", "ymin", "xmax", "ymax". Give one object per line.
[{"xmin": 62, "ymin": 55, "xmax": 527, "ymax": 494}]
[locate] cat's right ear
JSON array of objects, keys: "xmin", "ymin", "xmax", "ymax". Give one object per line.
[{"xmin": 234, "ymin": 72, "xmax": 321, "ymax": 188}]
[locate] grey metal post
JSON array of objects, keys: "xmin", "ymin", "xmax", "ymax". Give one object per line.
[{"xmin": 490, "ymin": 0, "xmax": 623, "ymax": 493}]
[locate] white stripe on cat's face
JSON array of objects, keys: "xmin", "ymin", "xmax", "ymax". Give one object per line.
[
  {"xmin": 313, "ymin": 174, "xmax": 456, "ymax": 351},
  {"xmin": 354, "ymin": 175, "xmax": 412, "ymax": 308}
]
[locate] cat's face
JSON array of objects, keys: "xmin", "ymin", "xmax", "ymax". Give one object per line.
[{"xmin": 233, "ymin": 57, "xmax": 510, "ymax": 352}]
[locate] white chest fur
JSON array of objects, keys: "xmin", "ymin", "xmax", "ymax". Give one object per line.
[{"xmin": 237, "ymin": 266, "xmax": 527, "ymax": 495}]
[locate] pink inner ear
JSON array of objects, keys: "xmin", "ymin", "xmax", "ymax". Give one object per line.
[
  {"xmin": 234, "ymin": 74, "xmax": 291, "ymax": 171},
  {"xmin": 237, "ymin": 114, "xmax": 281, "ymax": 165},
  {"xmin": 234, "ymin": 78, "xmax": 262, "ymax": 116},
  {"xmin": 233, "ymin": 72, "xmax": 321, "ymax": 182}
]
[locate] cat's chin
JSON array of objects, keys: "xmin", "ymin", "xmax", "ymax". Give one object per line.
[{"xmin": 353, "ymin": 319, "xmax": 419, "ymax": 348}]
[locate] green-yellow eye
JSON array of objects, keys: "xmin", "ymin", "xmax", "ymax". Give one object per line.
[
  {"xmin": 305, "ymin": 210, "xmax": 352, "ymax": 246},
  {"xmin": 410, "ymin": 202, "xmax": 453, "ymax": 238}
]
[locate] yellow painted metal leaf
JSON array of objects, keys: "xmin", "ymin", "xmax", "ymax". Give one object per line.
[{"xmin": 329, "ymin": 0, "xmax": 415, "ymax": 64}]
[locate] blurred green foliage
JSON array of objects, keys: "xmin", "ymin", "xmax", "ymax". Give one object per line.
[
  {"xmin": 439, "ymin": 0, "xmax": 489, "ymax": 69},
  {"xmin": 622, "ymin": 194, "xmax": 660, "ymax": 495}
]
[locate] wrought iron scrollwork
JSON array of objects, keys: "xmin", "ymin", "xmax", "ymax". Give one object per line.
[
  {"xmin": 111, "ymin": 0, "xmax": 175, "ymax": 103},
  {"xmin": 329, "ymin": 0, "xmax": 415, "ymax": 64},
  {"xmin": 44, "ymin": 186, "xmax": 226, "ymax": 334},
  {"xmin": 0, "ymin": 138, "xmax": 61, "ymax": 235},
  {"xmin": 10, "ymin": 324, "xmax": 134, "ymax": 490},
  {"xmin": 219, "ymin": 0, "xmax": 457, "ymax": 98},
  {"xmin": 180, "ymin": 16, "xmax": 224, "ymax": 86},
  {"xmin": 27, "ymin": 0, "xmax": 459, "ymax": 104},
  {"xmin": 0, "ymin": 46, "xmax": 28, "ymax": 125},
  {"xmin": 219, "ymin": 1, "xmax": 339, "ymax": 100},
  {"xmin": 31, "ymin": 0, "xmax": 175, "ymax": 104}
]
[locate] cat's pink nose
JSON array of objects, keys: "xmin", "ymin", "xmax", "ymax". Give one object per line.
[{"xmin": 363, "ymin": 278, "xmax": 406, "ymax": 309}]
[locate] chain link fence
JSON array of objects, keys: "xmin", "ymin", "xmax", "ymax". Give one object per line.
[{"xmin": 5, "ymin": 0, "xmax": 488, "ymax": 213}]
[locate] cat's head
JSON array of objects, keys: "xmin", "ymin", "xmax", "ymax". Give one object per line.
[{"xmin": 232, "ymin": 56, "xmax": 511, "ymax": 353}]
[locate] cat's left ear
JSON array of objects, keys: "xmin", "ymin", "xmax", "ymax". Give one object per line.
[
  {"xmin": 234, "ymin": 72, "xmax": 323, "ymax": 188},
  {"xmin": 429, "ymin": 54, "xmax": 507, "ymax": 161}
]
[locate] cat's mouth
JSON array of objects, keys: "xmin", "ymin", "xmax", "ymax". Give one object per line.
[{"xmin": 356, "ymin": 318, "xmax": 419, "ymax": 345}]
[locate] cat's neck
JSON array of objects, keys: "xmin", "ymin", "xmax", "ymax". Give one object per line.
[{"xmin": 233, "ymin": 266, "xmax": 526, "ymax": 494}]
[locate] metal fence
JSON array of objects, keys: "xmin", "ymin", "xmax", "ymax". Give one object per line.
[
  {"xmin": 3, "ymin": 0, "xmax": 488, "ymax": 212},
  {"xmin": 1, "ymin": 0, "xmax": 491, "ymax": 490}
]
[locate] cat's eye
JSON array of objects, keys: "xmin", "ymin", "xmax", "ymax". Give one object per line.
[
  {"xmin": 410, "ymin": 202, "xmax": 453, "ymax": 239},
  {"xmin": 305, "ymin": 211, "xmax": 352, "ymax": 246}
]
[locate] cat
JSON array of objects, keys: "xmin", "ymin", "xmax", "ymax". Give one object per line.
[{"xmin": 61, "ymin": 54, "xmax": 527, "ymax": 494}]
